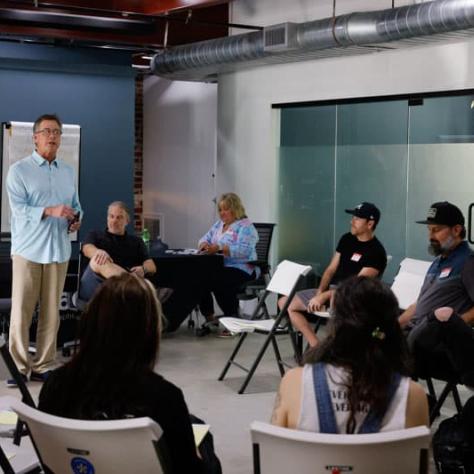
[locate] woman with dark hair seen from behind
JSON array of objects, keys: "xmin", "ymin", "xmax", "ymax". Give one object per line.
[
  {"xmin": 38, "ymin": 273, "xmax": 204, "ymax": 473},
  {"xmin": 272, "ymin": 276, "xmax": 429, "ymax": 433}
]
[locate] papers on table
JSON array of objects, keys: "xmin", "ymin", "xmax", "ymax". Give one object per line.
[
  {"xmin": 219, "ymin": 317, "xmax": 281, "ymax": 333},
  {"xmin": 0, "ymin": 410, "xmax": 18, "ymax": 425},
  {"xmin": 192, "ymin": 424, "xmax": 210, "ymax": 447},
  {"xmin": 165, "ymin": 249, "xmax": 199, "ymax": 255},
  {"xmin": 311, "ymin": 310, "xmax": 330, "ymax": 319}
]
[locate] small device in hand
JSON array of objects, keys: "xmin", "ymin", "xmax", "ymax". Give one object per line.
[{"xmin": 68, "ymin": 212, "xmax": 80, "ymax": 232}]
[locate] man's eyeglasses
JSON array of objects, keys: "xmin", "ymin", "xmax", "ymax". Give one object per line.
[{"xmin": 34, "ymin": 128, "xmax": 62, "ymax": 137}]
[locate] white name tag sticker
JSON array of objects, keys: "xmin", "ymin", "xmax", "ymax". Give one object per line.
[
  {"xmin": 351, "ymin": 253, "xmax": 362, "ymax": 262},
  {"xmin": 439, "ymin": 267, "xmax": 452, "ymax": 279}
]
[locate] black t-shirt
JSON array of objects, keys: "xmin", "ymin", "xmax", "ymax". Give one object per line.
[
  {"xmin": 38, "ymin": 367, "xmax": 204, "ymax": 474},
  {"xmin": 84, "ymin": 229, "xmax": 149, "ymax": 269},
  {"xmin": 332, "ymin": 232, "xmax": 387, "ymax": 284}
]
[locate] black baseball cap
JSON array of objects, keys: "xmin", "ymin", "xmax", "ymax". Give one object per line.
[
  {"xmin": 416, "ymin": 201, "xmax": 465, "ymax": 226},
  {"xmin": 345, "ymin": 202, "xmax": 381, "ymax": 224}
]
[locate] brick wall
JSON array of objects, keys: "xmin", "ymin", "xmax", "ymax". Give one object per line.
[{"xmin": 134, "ymin": 74, "xmax": 144, "ymax": 233}]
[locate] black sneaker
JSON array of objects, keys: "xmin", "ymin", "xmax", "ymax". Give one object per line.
[
  {"xmin": 30, "ymin": 370, "xmax": 52, "ymax": 382},
  {"xmin": 6, "ymin": 373, "xmax": 28, "ymax": 388}
]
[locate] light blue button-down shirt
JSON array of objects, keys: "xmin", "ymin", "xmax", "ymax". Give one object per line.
[{"xmin": 6, "ymin": 151, "xmax": 82, "ymax": 264}]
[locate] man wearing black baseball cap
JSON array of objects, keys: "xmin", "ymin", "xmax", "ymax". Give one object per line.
[
  {"xmin": 279, "ymin": 201, "xmax": 387, "ymax": 348},
  {"xmin": 399, "ymin": 201, "xmax": 474, "ymax": 337}
]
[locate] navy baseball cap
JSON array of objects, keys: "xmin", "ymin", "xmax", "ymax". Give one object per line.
[
  {"xmin": 345, "ymin": 202, "xmax": 381, "ymax": 224},
  {"xmin": 416, "ymin": 201, "xmax": 464, "ymax": 226}
]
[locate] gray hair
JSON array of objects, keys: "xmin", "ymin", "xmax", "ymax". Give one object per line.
[{"xmin": 108, "ymin": 201, "xmax": 130, "ymax": 218}]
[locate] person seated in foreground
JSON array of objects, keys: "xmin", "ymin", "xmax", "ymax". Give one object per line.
[
  {"xmin": 272, "ymin": 276, "xmax": 429, "ymax": 433},
  {"xmin": 79, "ymin": 201, "xmax": 156, "ymax": 301},
  {"xmin": 197, "ymin": 193, "xmax": 259, "ymax": 334},
  {"xmin": 38, "ymin": 273, "xmax": 205, "ymax": 473},
  {"xmin": 278, "ymin": 202, "xmax": 387, "ymax": 348}
]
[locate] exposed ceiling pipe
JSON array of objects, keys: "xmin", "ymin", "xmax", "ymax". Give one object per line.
[{"xmin": 151, "ymin": 0, "xmax": 474, "ymax": 82}]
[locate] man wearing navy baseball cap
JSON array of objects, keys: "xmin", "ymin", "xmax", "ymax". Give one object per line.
[
  {"xmin": 400, "ymin": 201, "xmax": 474, "ymax": 337},
  {"xmin": 279, "ymin": 201, "xmax": 387, "ymax": 348}
]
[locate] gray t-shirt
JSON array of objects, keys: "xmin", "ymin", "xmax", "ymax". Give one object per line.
[{"xmin": 410, "ymin": 241, "xmax": 474, "ymax": 329}]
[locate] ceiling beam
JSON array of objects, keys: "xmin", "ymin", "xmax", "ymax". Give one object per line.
[
  {"xmin": 142, "ymin": 0, "xmax": 230, "ymax": 15},
  {"xmin": 0, "ymin": 3, "xmax": 228, "ymax": 49},
  {"xmin": 0, "ymin": 0, "xmax": 230, "ymax": 15}
]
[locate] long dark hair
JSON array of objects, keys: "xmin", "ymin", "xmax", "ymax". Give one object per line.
[
  {"xmin": 58, "ymin": 273, "xmax": 162, "ymax": 418},
  {"xmin": 304, "ymin": 276, "xmax": 412, "ymax": 433}
]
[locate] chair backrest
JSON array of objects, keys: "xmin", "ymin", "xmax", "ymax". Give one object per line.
[
  {"xmin": 267, "ymin": 260, "xmax": 312, "ymax": 297},
  {"xmin": 254, "ymin": 223, "xmax": 275, "ymax": 263},
  {"xmin": 2, "ymin": 396, "xmax": 166, "ymax": 474},
  {"xmin": 251, "ymin": 421, "xmax": 430, "ymax": 474},
  {"xmin": 390, "ymin": 258, "xmax": 432, "ymax": 310}
]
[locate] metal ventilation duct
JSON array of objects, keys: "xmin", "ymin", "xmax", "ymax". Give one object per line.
[{"xmin": 151, "ymin": 0, "xmax": 474, "ymax": 82}]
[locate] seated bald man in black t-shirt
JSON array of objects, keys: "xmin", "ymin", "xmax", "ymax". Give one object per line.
[
  {"xmin": 79, "ymin": 201, "xmax": 156, "ymax": 301},
  {"xmin": 279, "ymin": 202, "xmax": 387, "ymax": 348}
]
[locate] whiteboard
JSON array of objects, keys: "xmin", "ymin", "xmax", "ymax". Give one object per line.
[{"xmin": 1, "ymin": 121, "xmax": 81, "ymax": 238}]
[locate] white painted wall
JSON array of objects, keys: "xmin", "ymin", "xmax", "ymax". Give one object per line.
[
  {"xmin": 143, "ymin": 0, "xmax": 474, "ymax": 252},
  {"xmin": 143, "ymin": 77, "xmax": 218, "ymax": 248},
  {"xmin": 219, "ymin": 0, "xmax": 474, "ymax": 225}
]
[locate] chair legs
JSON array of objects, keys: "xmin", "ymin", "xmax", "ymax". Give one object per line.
[
  {"xmin": 270, "ymin": 336, "xmax": 285, "ymax": 377},
  {"xmin": 236, "ymin": 331, "xmax": 281, "ymax": 394},
  {"xmin": 287, "ymin": 325, "xmax": 301, "ymax": 364},
  {"xmin": 218, "ymin": 332, "xmax": 249, "ymax": 381},
  {"xmin": 289, "ymin": 316, "xmax": 325, "ymax": 364},
  {"xmin": 218, "ymin": 278, "xmax": 307, "ymax": 394},
  {"xmin": 218, "ymin": 329, "xmax": 288, "ymax": 394},
  {"xmin": 0, "ymin": 444, "xmax": 14, "ymax": 474},
  {"xmin": 426, "ymin": 377, "xmax": 464, "ymax": 425}
]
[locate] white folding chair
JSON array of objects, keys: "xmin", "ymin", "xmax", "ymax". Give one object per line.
[
  {"xmin": 390, "ymin": 257, "xmax": 431, "ymax": 311},
  {"xmin": 218, "ymin": 260, "xmax": 312, "ymax": 394},
  {"xmin": 1, "ymin": 396, "xmax": 167, "ymax": 474},
  {"xmin": 251, "ymin": 421, "xmax": 430, "ymax": 474}
]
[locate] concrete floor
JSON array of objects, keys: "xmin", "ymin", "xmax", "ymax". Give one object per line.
[{"xmin": 0, "ymin": 325, "xmax": 473, "ymax": 473}]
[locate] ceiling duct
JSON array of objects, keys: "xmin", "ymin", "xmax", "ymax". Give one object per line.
[
  {"xmin": 263, "ymin": 23, "xmax": 298, "ymax": 52},
  {"xmin": 151, "ymin": 0, "xmax": 474, "ymax": 82}
]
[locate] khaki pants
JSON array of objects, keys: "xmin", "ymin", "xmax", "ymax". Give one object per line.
[{"xmin": 9, "ymin": 255, "xmax": 68, "ymax": 375}]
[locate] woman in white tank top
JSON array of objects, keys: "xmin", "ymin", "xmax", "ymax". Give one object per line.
[{"xmin": 271, "ymin": 276, "xmax": 429, "ymax": 433}]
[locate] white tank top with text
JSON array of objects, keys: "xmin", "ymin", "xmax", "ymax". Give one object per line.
[{"xmin": 297, "ymin": 363, "xmax": 409, "ymax": 433}]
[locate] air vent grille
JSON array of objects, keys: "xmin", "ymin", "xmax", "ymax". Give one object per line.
[{"xmin": 263, "ymin": 23, "xmax": 298, "ymax": 52}]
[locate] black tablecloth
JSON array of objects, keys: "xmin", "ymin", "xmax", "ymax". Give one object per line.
[{"xmin": 150, "ymin": 252, "xmax": 223, "ymax": 290}]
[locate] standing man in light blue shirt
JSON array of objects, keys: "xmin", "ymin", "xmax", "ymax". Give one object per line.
[{"xmin": 6, "ymin": 114, "xmax": 82, "ymax": 384}]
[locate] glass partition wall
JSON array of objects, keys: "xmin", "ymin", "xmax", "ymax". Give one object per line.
[{"xmin": 277, "ymin": 93, "xmax": 474, "ymax": 283}]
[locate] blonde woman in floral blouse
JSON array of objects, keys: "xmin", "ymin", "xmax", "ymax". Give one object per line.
[{"xmin": 198, "ymin": 193, "xmax": 259, "ymax": 333}]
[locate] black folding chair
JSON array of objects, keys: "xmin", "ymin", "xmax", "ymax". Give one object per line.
[
  {"xmin": 0, "ymin": 336, "xmax": 41, "ymax": 473},
  {"xmin": 218, "ymin": 260, "xmax": 312, "ymax": 394},
  {"xmin": 237, "ymin": 223, "xmax": 276, "ymax": 318}
]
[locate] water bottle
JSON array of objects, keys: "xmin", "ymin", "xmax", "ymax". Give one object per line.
[{"xmin": 142, "ymin": 227, "xmax": 150, "ymax": 250}]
